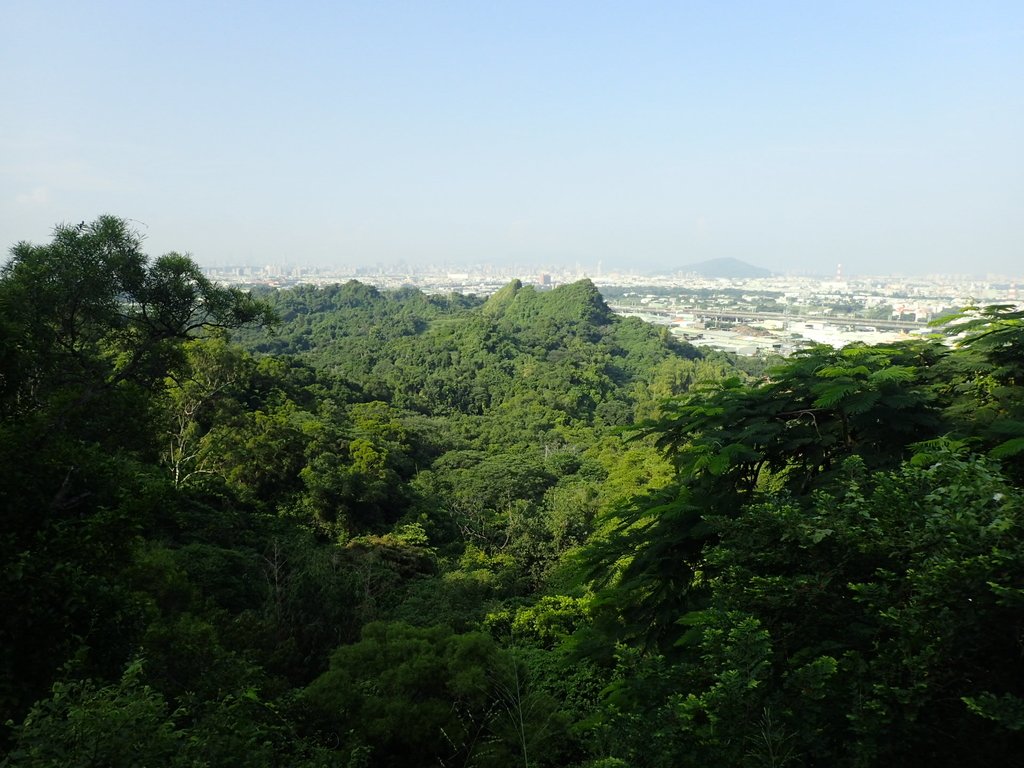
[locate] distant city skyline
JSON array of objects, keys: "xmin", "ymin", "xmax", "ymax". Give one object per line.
[
  {"xmin": 3, "ymin": 2, "xmax": 1022, "ymax": 276},
  {"xmin": 199, "ymin": 257, "xmax": 1023, "ymax": 283}
]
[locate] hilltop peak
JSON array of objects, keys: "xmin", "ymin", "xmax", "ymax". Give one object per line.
[
  {"xmin": 676, "ymin": 258, "xmax": 772, "ymax": 279},
  {"xmin": 482, "ymin": 279, "xmax": 524, "ymax": 316},
  {"xmin": 552, "ymin": 278, "xmax": 612, "ymax": 316}
]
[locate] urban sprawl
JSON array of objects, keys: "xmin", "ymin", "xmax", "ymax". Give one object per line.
[{"xmin": 204, "ymin": 263, "xmax": 1023, "ymax": 356}]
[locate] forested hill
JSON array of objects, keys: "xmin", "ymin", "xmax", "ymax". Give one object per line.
[
  {"xmin": 4, "ymin": 218, "xmax": 1024, "ymax": 767},
  {"xmin": 236, "ymin": 278, "xmax": 704, "ymax": 425}
]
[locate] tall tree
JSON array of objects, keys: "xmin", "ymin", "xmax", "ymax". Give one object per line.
[
  {"xmin": 0, "ymin": 217, "xmax": 274, "ymax": 731},
  {"xmin": 0, "ymin": 216, "xmax": 274, "ymax": 440}
]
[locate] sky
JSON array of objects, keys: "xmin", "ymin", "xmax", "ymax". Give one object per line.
[{"xmin": 2, "ymin": 1, "xmax": 1022, "ymax": 276}]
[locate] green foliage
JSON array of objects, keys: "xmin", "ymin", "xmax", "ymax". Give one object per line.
[
  {"xmin": 2, "ymin": 660, "xmax": 181, "ymax": 768},
  {"xmin": 8, "ymin": 215, "xmax": 1024, "ymax": 767},
  {"xmin": 162, "ymin": 335, "xmax": 256, "ymax": 487},
  {"xmin": 0, "ymin": 442, "xmax": 159, "ymax": 728},
  {"xmin": 0, "ymin": 218, "xmax": 280, "ymax": 738},
  {"xmin": 935, "ymin": 304, "xmax": 1024, "ymax": 475},
  {"xmin": 962, "ymin": 692, "xmax": 1024, "ymax": 731},
  {"xmin": 485, "ymin": 596, "xmax": 591, "ymax": 649},
  {"xmin": 937, "ymin": 303, "xmax": 1024, "ymax": 379},
  {"xmin": 2, "ymin": 660, "xmax": 334, "ymax": 768},
  {"xmin": 587, "ymin": 341, "xmax": 956, "ymax": 650},
  {"xmin": 589, "ymin": 453, "xmax": 1024, "ymax": 766},
  {"xmin": 302, "ymin": 622, "xmax": 522, "ymax": 766},
  {"xmin": 237, "ymin": 278, "xmax": 698, "ymax": 433},
  {"xmin": 580, "ymin": 315, "xmax": 1024, "ymax": 764},
  {"xmin": 0, "ymin": 217, "xmax": 274, "ymax": 436},
  {"xmin": 650, "ymin": 341, "xmax": 948, "ymax": 490}
]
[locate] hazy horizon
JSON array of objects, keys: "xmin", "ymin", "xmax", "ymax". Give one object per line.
[{"xmin": 3, "ymin": 2, "xmax": 1022, "ymax": 277}]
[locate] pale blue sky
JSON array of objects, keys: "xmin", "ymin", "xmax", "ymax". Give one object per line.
[{"xmin": 2, "ymin": 1, "xmax": 1021, "ymax": 275}]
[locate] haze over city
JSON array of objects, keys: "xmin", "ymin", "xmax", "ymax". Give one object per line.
[{"xmin": 3, "ymin": 1, "xmax": 1022, "ymax": 276}]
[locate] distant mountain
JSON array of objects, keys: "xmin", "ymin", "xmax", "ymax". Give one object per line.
[{"xmin": 676, "ymin": 258, "xmax": 773, "ymax": 279}]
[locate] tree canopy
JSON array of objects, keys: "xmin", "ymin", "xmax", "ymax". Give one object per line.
[{"xmin": 2, "ymin": 217, "xmax": 1023, "ymax": 766}]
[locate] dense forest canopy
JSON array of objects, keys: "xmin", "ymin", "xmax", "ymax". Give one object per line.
[{"xmin": 2, "ymin": 217, "xmax": 1022, "ymax": 766}]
